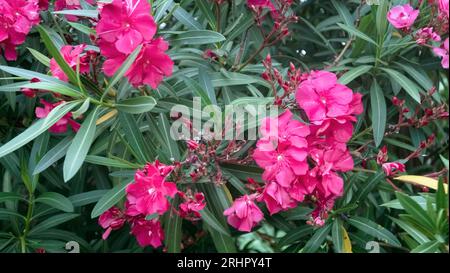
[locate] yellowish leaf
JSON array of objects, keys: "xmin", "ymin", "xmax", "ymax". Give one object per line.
[
  {"xmin": 342, "ymin": 227, "xmax": 352, "ymax": 253},
  {"xmin": 96, "ymin": 109, "xmax": 118, "ymax": 126},
  {"xmin": 394, "ymin": 175, "xmax": 448, "ymax": 193}
]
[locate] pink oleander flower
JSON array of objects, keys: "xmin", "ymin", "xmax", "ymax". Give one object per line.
[
  {"xmin": 96, "ymin": 0, "xmax": 157, "ymax": 55},
  {"xmin": 21, "ymin": 78, "xmax": 41, "ymax": 98},
  {"xmin": 433, "ymin": 38, "xmax": 449, "ymax": 69},
  {"xmin": 50, "ymin": 45, "xmax": 90, "ymax": 82},
  {"xmin": 382, "ymin": 162, "xmax": 406, "ymax": 176},
  {"xmin": 439, "ymin": 0, "xmax": 449, "ymax": 17},
  {"xmin": 55, "ymin": 0, "xmax": 95, "ymax": 22},
  {"xmin": 122, "ymin": 38, "xmax": 174, "ymax": 88},
  {"xmin": 98, "ymin": 206, "xmax": 126, "ymax": 240},
  {"xmin": 35, "ymin": 99, "xmax": 81, "ymax": 133},
  {"xmin": 126, "ymin": 161, "xmax": 177, "ymax": 216},
  {"xmin": 260, "ymin": 180, "xmax": 297, "ymax": 214},
  {"xmin": 130, "ymin": 217, "xmax": 164, "ymax": 248},
  {"xmin": 387, "ymin": 4, "xmax": 419, "ymax": 30},
  {"xmin": 253, "ymin": 110, "xmax": 310, "ymax": 186},
  {"xmin": 38, "ymin": 0, "xmax": 49, "ymax": 10},
  {"xmin": 0, "ymin": 0, "xmax": 40, "ymax": 61},
  {"xmin": 296, "ymin": 71, "xmax": 363, "ymax": 143},
  {"xmin": 178, "ymin": 192, "xmax": 206, "ymax": 220},
  {"xmin": 415, "ymin": 27, "xmax": 441, "ymax": 45},
  {"xmin": 310, "ymin": 148, "xmax": 354, "ymax": 197},
  {"xmin": 224, "ymin": 194, "xmax": 264, "ymax": 232}
]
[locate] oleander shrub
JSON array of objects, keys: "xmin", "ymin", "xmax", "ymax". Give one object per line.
[{"xmin": 0, "ymin": 0, "xmax": 448, "ymax": 253}]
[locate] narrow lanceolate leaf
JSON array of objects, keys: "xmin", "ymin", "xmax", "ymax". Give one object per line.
[
  {"xmin": 27, "ymin": 47, "xmax": 50, "ymax": 67},
  {"xmin": 338, "ymin": 65, "xmax": 372, "ymax": 85},
  {"xmin": 171, "ymin": 30, "xmax": 226, "ymax": 45},
  {"xmin": 21, "ymin": 82, "xmax": 82, "ymax": 98},
  {"xmin": 63, "ymin": 107, "xmax": 100, "ymax": 182},
  {"xmin": 332, "ymin": 0, "xmax": 354, "ymax": 26},
  {"xmin": 118, "ymin": 113, "xmax": 149, "ymax": 163},
  {"xmin": 159, "ymin": 113, "xmax": 181, "ymax": 161},
  {"xmin": 395, "ymin": 192, "xmax": 435, "ymax": 231},
  {"xmin": 33, "ymin": 137, "xmax": 72, "ymax": 175},
  {"xmin": 84, "ymin": 155, "xmax": 138, "ymax": 169},
  {"xmin": 115, "ymin": 96, "xmax": 157, "ymax": 114},
  {"xmin": 0, "ymin": 65, "xmax": 66, "ymax": 85},
  {"xmin": 37, "ymin": 25, "xmax": 78, "ymax": 85},
  {"xmin": 35, "ymin": 192, "xmax": 74, "ymax": 213},
  {"xmin": 173, "ymin": 7, "xmax": 203, "ymax": 30},
  {"xmin": 195, "ymin": 0, "xmax": 216, "ymax": 30},
  {"xmin": 381, "ymin": 68, "xmax": 421, "ymax": 103},
  {"xmin": 0, "ymin": 192, "xmax": 25, "ymax": 203},
  {"xmin": 68, "ymin": 190, "xmax": 109, "ymax": 207},
  {"xmin": 353, "ymin": 171, "xmax": 385, "ymax": 202},
  {"xmin": 390, "ymin": 218, "xmax": 430, "ymax": 244},
  {"xmin": 278, "ymin": 226, "xmax": 313, "ymax": 247},
  {"xmin": 28, "ymin": 213, "xmax": 79, "ymax": 236},
  {"xmin": 411, "ymin": 240, "xmax": 441, "ymax": 253},
  {"xmin": 91, "ymin": 179, "xmax": 132, "ymax": 218},
  {"xmin": 375, "ymin": 0, "xmax": 389, "ymax": 37},
  {"xmin": 165, "ymin": 197, "xmax": 182, "ymax": 253},
  {"xmin": 348, "ymin": 216, "xmax": 401, "ymax": 247},
  {"xmin": 337, "ymin": 23, "xmax": 378, "ymax": 46},
  {"xmin": 332, "ymin": 220, "xmax": 344, "ymax": 253},
  {"xmin": 52, "ymin": 9, "xmax": 99, "ymax": 19},
  {"xmin": 370, "ymin": 80, "xmax": 386, "ymax": 147},
  {"xmin": 302, "ymin": 223, "xmax": 332, "ymax": 253},
  {"xmin": 199, "ymin": 208, "xmax": 230, "ymax": 236},
  {"xmin": 0, "ymin": 101, "xmax": 80, "ymax": 159},
  {"xmin": 104, "ymin": 45, "xmax": 142, "ymax": 94}
]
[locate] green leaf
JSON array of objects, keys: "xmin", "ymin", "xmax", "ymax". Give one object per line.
[
  {"xmin": 159, "ymin": 113, "xmax": 181, "ymax": 161},
  {"xmin": 84, "ymin": 155, "xmax": 138, "ymax": 169},
  {"xmin": 118, "ymin": 113, "xmax": 149, "ymax": 163},
  {"xmin": 37, "ymin": 25, "xmax": 78, "ymax": 85},
  {"xmin": 35, "ymin": 192, "xmax": 74, "ymax": 213},
  {"xmin": 68, "ymin": 190, "xmax": 108, "ymax": 207},
  {"xmin": 173, "ymin": 7, "xmax": 202, "ymax": 30},
  {"xmin": 348, "ymin": 216, "xmax": 401, "ymax": 247},
  {"xmin": 395, "ymin": 192, "xmax": 435, "ymax": 231},
  {"xmin": 338, "ymin": 65, "xmax": 372, "ymax": 85},
  {"xmin": 68, "ymin": 22, "xmax": 96, "ymax": 35},
  {"xmin": 0, "ymin": 101, "xmax": 80, "ymax": 159},
  {"xmin": 165, "ymin": 197, "xmax": 182, "ymax": 253},
  {"xmin": 390, "ymin": 218, "xmax": 430, "ymax": 244},
  {"xmin": 394, "ymin": 62, "xmax": 433, "ymax": 92},
  {"xmin": 353, "ymin": 171, "xmax": 385, "ymax": 202},
  {"xmin": 171, "ymin": 30, "xmax": 226, "ymax": 45},
  {"xmin": 381, "ymin": 68, "xmax": 421, "ymax": 103},
  {"xmin": 370, "ymin": 80, "xmax": 386, "ymax": 147},
  {"xmin": 27, "ymin": 48, "xmax": 50, "ymax": 67},
  {"xmin": 198, "ymin": 69, "xmax": 217, "ymax": 105},
  {"xmin": 302, "ymin": 223, "xmax": 332, "ymax": 253},
  {"xmin": 375, "ymin": 0, "xmax": 389, "ymax": 37},
  {"xmin": 332, "ymin": 0, "xmax": 353, "ymax": 26},
  {"xmin": 411, "ymin": 240, "xmax": 441, "ymax": 253},
  {"xmin": 0, "ymin": 65, "xmax": 71, "ymax": 85},
  {"xmin": 53, "ymin": 9, "xmax": 98, "ymax": 18},
  {"xmin": 195, "ymin": 0, "xmax": 216, "ymax": 29},
  {"xmin": 91, "ymin": 179, "xmax": 131, "ymax": 218},
  {"xmin": 33, "ymin": 136, "xmax": 72, "ymax": 175},
  {"xmin": 63, "ymin": 107, "xmax": 99, "ymax": 182},
  {"xmin": 72, "ymin": 99, "xmax": 91, "ymax": 120},
  {"xmin": 337, "ymin": 23, "xmax": 378, "ymax": 46},
  {"xmin": 20, "ymin": 81, "xmax": 82, "ymax": 98},
  {"xmin": 29, "ymin": 213, "xmax": 79, "ymax": 236},
  {"xmin": 115, "ymin": 96, "xmax": 157, "ymax": 114},
  {"xmin": 332, "ymin": 219, "xmax": 344, "ymax": 253},
  {"xmin": 199, "ymin": 208, "xmax": 230, "ymax": 236},
  {"xmin": 0, "ymin": 208, "xmax": 25, "ymax": 221},
  {"xmin": 278, "ymin": 226, "xmax": 313, "ymax": 247},
  {"xmin": 0, "ymin": 192, "xmax": 24, "ymax": 203}
]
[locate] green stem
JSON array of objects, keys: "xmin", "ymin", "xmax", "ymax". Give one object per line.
[{"xmin": 20, "ymin": 194, "xmax": 34, "ymax": 253}]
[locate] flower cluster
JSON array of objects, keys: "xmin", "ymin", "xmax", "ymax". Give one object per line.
[
  {"xmin": 387, "ymin": 2, "xmax": 449, "ymax": 69},
  {"xmin": 98, "ymin": 161, "xmax": 207, "ymax": 248},
  {"xmin": 96, "ymin": 0, "xmax": 173, "ymax": 88},
  {"xmin": 223, "ymin": 70, "xmax": 363, "ymax": 232},
  {"xmin": 0, "ymin": 0, "xmax": 40, "ymax": 61}
]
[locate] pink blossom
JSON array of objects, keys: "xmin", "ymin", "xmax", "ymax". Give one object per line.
[
  {"xmin": 122, "ymin": 38, "xmax": 174, "ymax": 89},
  {"xmin": 21, "ymin": 78, "xmax": 41, "ymax": 98},
  {"xmin": 439, "ymin": 0, "xmax": 449, "ymax": 17},
  {"xmin": 96, "ymin": 0, "xmax": 157, "ymax": 55},
  {"xmin": 387, "ymin": 4, "xmax": 419, "ymax": 30},
  {"xmin": 35, "ymin": 99, "xmax": 81, "ymax": 133},
  {"xmin": 49, "ymin": 45, "xmax": 90, "ymax": 82},
  {"xmin": 178, "ymin": 192, "xmax": 206, "ymax": 220},
  {"xmin": 98, "ymin": 207, "xmax": 126, "ymax": 240},
  {"xmin": 126, "ymin": 161, "xmax": 178, "ymax": 216},
  {"xmin": 38, "ymin": 0, "xmax": 49, "ymax": 10},
  {"xmin": 55, "ymin": 0, "xmax": 95, "ymax": 22},
  {"xmin": 382, "ymin": 162, "xmax": 406, "ymax": 176},
  {"xmin": 0, "ymin": 0, "xmax": 40, "ymax": 61},
  {"xmin": 433, "ymin": 38, "xmax": 449, "ymax": 69},
  {"xmin": 260, "ymin": 181, "xmax": 297, "ymax": 214},
  {"xmin": 415, "ymin": 27, "xmax": 441, "ymax": 45},
  {"xmin": 224, "ymin": 194, "xmax": 264, "ymax": 232},
  {"xmin": 129, "ymin": 217, "xmax": 164, "ymax": 248},
  {"xmin": 253, "ymin": 110, "xmax": 310, "ymax": 187}
]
